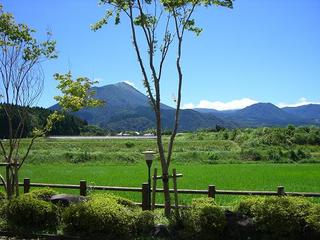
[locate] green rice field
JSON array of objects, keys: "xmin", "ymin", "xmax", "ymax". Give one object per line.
[
  {"xmin": 10, "ymin": 162, "xmax": 320, "ymax": 205},
  {"xmin": 1, "ymin": 134, "xmax": 320, "ymax": 205}
]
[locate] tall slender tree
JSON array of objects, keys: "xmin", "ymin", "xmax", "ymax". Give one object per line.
[
  {"xmin": 0, "ymin": 4, "xmax": 102, "ymax": 199},
  {"xmin": 0, "ymin": 4, "xmax": 58, "ymax": 198},
  {"xmin": 93, "ymin": 0, "xmax": 233, "ymax": 216}
]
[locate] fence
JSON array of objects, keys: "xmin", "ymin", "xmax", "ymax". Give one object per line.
[{"xmin": 1, "ymin": 178, "xmax": 320, "ymax": 210}]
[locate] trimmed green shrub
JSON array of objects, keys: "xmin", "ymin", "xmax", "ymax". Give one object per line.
[
  {"xmin": 106, "ymin": 194, "xmax": 140, "ymax": 210},
  {"xmin": 62, "ymin": 194, "xmax": 136, "ymax": 239},
  {"xmin": 239, "ymin": 196, "xmax": 312, "ymax": 238},
  {"xmin": 306, "ymin": 205, "xmax": 320, "ymax": 232},
  {"xmin": 134, "ymin": 210, "xmax": 155, "ymax": 236},
  {"xmin": 191, "ymin": 198, "xmax": 226, "ymax": 238},
  {"xmin": 236, "ymin": 197, "xmax": 265, "ymax": 217},
  {"xmin": 27, "ymin": 188, "xmax": 58, "ymax": 201},
  {"xmin": 7, "ymin": 194, "xmax": 58, "ymax": 231},
  {"xmin": 170, "ymin": 198, "xmax": 225, "ymax": 240}
]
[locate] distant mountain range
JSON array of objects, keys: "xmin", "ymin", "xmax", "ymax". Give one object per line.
[
  {"xmin": 195, "ymin": 103, "xmax": 320, "ymax": 128},
  {"xmin": 50, "ymin": 82, "xmax": 320, "ymax": 131},
  {"xmin": 50, "ymin": 82, "xmax": 231, "ymax": 131}
]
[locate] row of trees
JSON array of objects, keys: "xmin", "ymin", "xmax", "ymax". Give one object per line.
[
  {"xmin": 208, "ymin": 126, "xmax": 320, "ymax": 146},
  {"xmin": 0, "ymin": 104, "xmax": 89, "ymax": 138}
]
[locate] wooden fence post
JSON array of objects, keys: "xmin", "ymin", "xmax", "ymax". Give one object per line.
[
  {"xmin": 80, "ymin": 180, "xmax": 87, "ymax": 196},
  {"xmin": 142, "ymin": 183, "xmax": 150, "ymax": 210},
  {"xmin": 173, "ymin": 169, "xmax": 179, "ymax": 210},
  {"xmin": 277, "ymin": 186, "xmax": 285, "ymax": 196},
  {"xmin": 208, "ymin": 185, "xmax": 216, "ymax": 199},
  {"xmin": 24, "ymin": 178, "xmax": 30, "ymax": 193},
  {"xmin": 151, "ymin": 168, "xmax": 157, "ymax": 210}
]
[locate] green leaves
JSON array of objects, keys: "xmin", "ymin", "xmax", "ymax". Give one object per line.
[
  {"xmin": 0, "ymin": 4, "xmax": 57, "ymax": 61},
  {"xmin": 32, "ymin": 111, "xmax": 65, "ymax": 137},
  {"xmin": 184, "ymin": 19, "xmax": 202, "ymax": 36},
  {"xmin": 91, "ymin": 10, "xmax": 113, "ymax": 31},
  {"xmin": 54, "ymin": 72, "xmax": 104, "ymax": 112},
  {"xmin": 134, "ymin": 14, "xmax": 157, "ymax": 27}
]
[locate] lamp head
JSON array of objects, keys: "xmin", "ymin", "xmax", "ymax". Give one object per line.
[{"xmin": 143, "ymin": 150, "xmax": 156, "ymax": 168}]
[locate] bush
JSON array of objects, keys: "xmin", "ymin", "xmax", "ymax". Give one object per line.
[
  {"xmin": 306, "ymin": 205, "xmax": 320, "ymax": 232},
  {"xmin": 170, "ymin": 198, "xmax": 225, "ymax": 240},
  {"xmin": 134, "ymin": 210, "xmax": 155, "ymax": 236},
  {"xmin": 125, "ymin": 141, "xmax": 135, "ymax": 148},
  {"xmin": 208, "ymin": 152, "xmax": 219, "ymax": 162},
  {"xmin": 0, "ymin": 192, "xmax": 6, "ymax": 200},
  {"xmin": 267, "ymin": 150, "xmax": 282, "ymax": 162},
  {"xmin": 239, "ymin": 196, "xmax": 312, "ymax": 238},
  {"xmin": 0, "ymin": 196, "xmax": 8, "ymax": 228},
  {"xmin": 62, "ymin": 194, "xmax": 136, "ymax": 239},
  {"xmin": 7, "ymin": 194, "xmax": 58, "ymax": 231},
  {"xmin": 102, "ymin": 193, "xmax": 139, "ymax": 211},
  {"xmin": 240, "ymin": 149, "xmax": 262, "ymax": 161},
  {"xmin": 27, "ymin": 188, "xmax": 58, "ymax": 201},
  {"xmin": 236, "ymin": 197, "xmax": 265, "ymax": 217}
]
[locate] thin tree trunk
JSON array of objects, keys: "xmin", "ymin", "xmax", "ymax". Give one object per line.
[
  {"xmin": 14, "ymin": 165, "xmax": 19, "ymax": 197},
  {"xmin": 162, "ymin": 171, "xmax": 171, "ymax": 217}
]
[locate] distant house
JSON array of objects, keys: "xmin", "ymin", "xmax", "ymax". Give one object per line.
[{"xmin": 144, "ymin": 133, "xmax": 155, "ymax": 136}]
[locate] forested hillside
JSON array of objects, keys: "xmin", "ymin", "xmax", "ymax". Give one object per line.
[{"xmin": 0, "ymin": 104, "xmax": 90, "ymax": 138}]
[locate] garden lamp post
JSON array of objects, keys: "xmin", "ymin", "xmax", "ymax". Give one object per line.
[{"xmin": 143, "ymin": 150, "xmax": 155, "ymax": 209}]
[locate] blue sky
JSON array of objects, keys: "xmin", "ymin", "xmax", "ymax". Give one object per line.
[{"xmin": 2, "ymin": 0, "xmax": 320, "ymax": 110}]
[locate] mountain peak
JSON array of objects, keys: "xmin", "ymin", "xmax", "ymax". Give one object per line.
[
  {"xmin": 247, "ymin": 102, "xmax": 277, "ymax": 108},
  {"xmin": 115, "ymin": 81, "xmax": 136, "ymax": 88}
]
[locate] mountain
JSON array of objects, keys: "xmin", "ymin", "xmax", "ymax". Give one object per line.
[
  {"xmin": 282, "ymin": 104, "xmax": 320, "ymax": 124},
  {"xmin": 231, "ymin": 103, "xmax": 304, "ymax": 127},
  {"xmin": 194, "ymin": 103, "xmax": 320, "ymax": 128},
  {"xmin": 50, "ymin": 82, "xmax": 320, "ymax": 130},
  {"xmin": 50, "ymin": 82, "xmax": 230, "ymax": 131}
]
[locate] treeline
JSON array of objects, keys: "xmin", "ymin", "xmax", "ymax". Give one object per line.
[
  {"xmin": 190, "ymin": 125, "xmax": 320, "ymax": 163},
  {"xmin": 197, "ymin": 125, "xmax": 320, "ymax": 146},
  {"xmin": 0, "ymin": 104, "xmax": 91, "ymax": 138}
]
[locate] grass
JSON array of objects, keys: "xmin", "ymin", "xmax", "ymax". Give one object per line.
[
  {"xmin": 4, "ymin": 162, "xmax": 319, "ymax": 205},
  {"xmin": 11, "ymin": 134, "xmax": 320, "ymax": 164}
]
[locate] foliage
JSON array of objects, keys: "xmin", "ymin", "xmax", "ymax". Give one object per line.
[
  {"xmin": 170, "ymin": 198, "xmax": 226, "ymax": 239},
  {"xmin": 61, "ymin": 194, "xmax": 137, "ymax": 239},
  {"xmin": 133, "ymin": 210, "xmax": 155, "ymax": 236},
  {"xmin": 26, "ymin": 188, "xmax": 58, "ymax": 202},
  {"xmin": 240, "ymin": 149, "xmax": 262, "ymax": 161},
  {"xmin": 80, "ymin": 125, "xmax": 107, "ymax": 136},
  {"xmin": 0, "ymin": 197, "xmax": 7, "ymax": 230},
  {"xmin": 6, "ymin": 194, "xmax": 58, "ymax": 232},
  {"xmin": 125, "ymin": 141, "xmax": 135, "ymax": 148},
  {"xmin": 0, "ymin": 104, "xmax": 88, "ymax": 138},
  {"xmin": 238, "ymin": 196, "xmax": 312, "ymax": 239},
  {"xmin": 93, "ymin": 0, "xmax": 234, "ymax": 217},
  {"xmin": 54, "ymin": 72, "xmax": 104, "ymax": 112},
  {"xmin": 306, "ymin": 205, "xmax": 320, "ymax": 232},
  {"xmin": 236, "ymin": 197, "xmax": 265, "ymax": 217},
  {"xmin": 0, "ymin": 4, "xmax": 57, "ymax": 63},
  {"xmin": 0, "ymin": 3, "xmax": 59, "ymax": 199}
]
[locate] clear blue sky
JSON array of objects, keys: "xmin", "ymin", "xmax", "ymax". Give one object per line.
[{"xmin": 2, "ymin": 0, "xmax": 320, "ymax": 110}]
